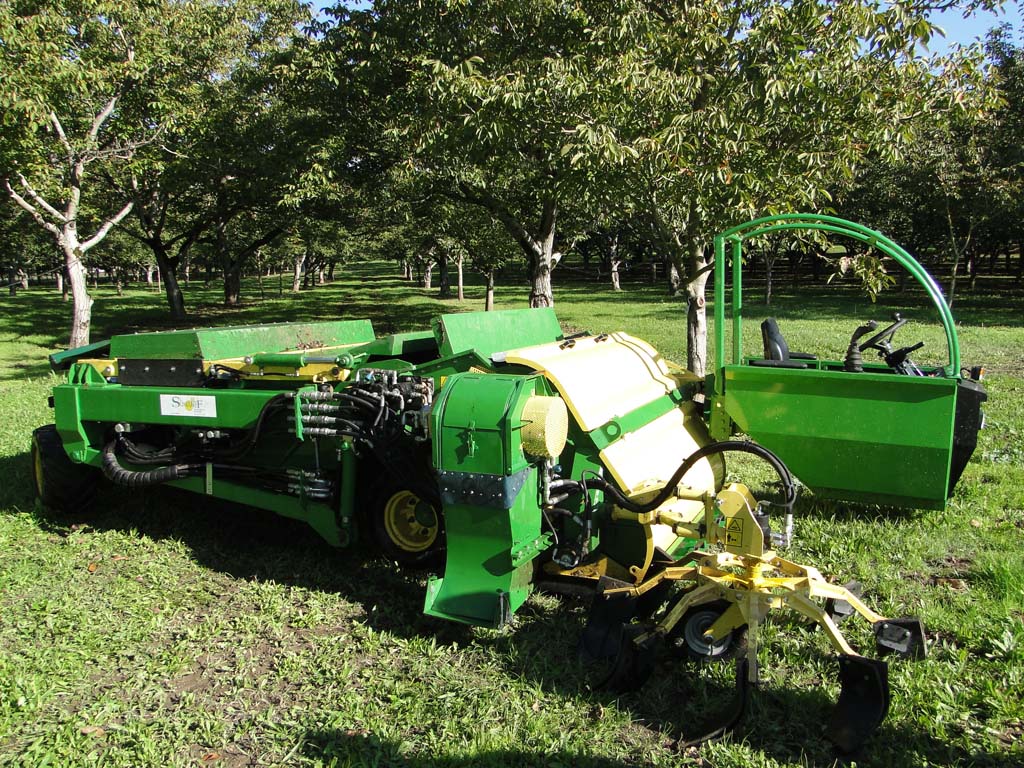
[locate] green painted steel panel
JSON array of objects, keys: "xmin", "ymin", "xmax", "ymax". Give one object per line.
[
  {"xmin": 356, "ymin": 330, "xmax": 438, "ymax": 358},
  {"xmin": 49, "ymin": 339, "xmax": 111, "ymax": 370},
  {"xmin": 433, "ymin": 308, "xmax": 563, "ymax": 359},
  {"xmin": 587, "ymin": 389, "xmax": 687, "ymax": 451},
  {"xmin": 423, "ymin": 479, "xmax": 540, "ymax": 627},
  {"xmin": 425, "ymin": 372, "xmax": 545, "ymax": 626},
  {"xmin": 432, "ymin": 373, "xmax": 532, "ymax": 476},
  {"xmin": 721, "ymin": 365, "xmax": 957, "ymax": 509},
  {"xmin": 55, "ymin": 383, "xmax": 280, "ymax": 429},
  {"xmin": 109, "ymin": 320, "xmax": 376, "ymax": 360}
]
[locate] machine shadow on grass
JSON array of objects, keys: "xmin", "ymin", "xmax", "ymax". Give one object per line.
[
  {"xmin": 299, "ymin": 718, "xmax": 1021, "ymax": 768},
  {"xmin": 5, "ymin": 446, "xmax": 1019, "ymax": 768},
  {"xmin": 1, "ymin": 446, "xmax": 472, "ymax": 644}
]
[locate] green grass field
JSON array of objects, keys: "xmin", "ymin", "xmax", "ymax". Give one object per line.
[{"xmin": 1, "ymin": 264, "xmax": 1022, "ymax": 767}]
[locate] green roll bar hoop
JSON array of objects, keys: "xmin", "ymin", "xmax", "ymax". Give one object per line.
[{"xmin": 712, "ymin": 213, "xmax": 962, "ymax": 392}]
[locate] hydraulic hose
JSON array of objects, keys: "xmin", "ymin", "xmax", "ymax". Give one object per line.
[
  {"xmin": 101, "ymin": 441, "xmax": 198, "ymax": 488},
  {"xmin": 564, "ymin": 440, "xmax": 797, "ymax": 514}
]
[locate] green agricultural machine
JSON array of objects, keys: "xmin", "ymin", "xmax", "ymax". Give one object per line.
[{"xmin": 33, "ymin": 215, "xmax": 985, "ymax": 752}]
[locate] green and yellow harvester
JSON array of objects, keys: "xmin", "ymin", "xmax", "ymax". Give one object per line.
[{"xmin": 33, "ymin": 216, "xmax": 986, "ymax": 751}]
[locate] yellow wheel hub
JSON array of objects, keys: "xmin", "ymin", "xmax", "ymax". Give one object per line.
[
  {"xmin": 383, "ymin": 490, "xmax": 438, "ymax": 553},
  {"xmin": 32, "ymin": 443, "xmax": 45, "ymax": 497}
]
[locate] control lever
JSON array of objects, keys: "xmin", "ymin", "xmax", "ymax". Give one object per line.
[{"xmin": 844, "ymin": 321, "xmax": 878, "ymax": 372}]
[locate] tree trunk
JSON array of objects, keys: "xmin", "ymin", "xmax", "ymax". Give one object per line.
[
  {"xmin": 438, "ymin": 250, "xmax": 451, "ymax": 298},
  {"xmin": 292, "ymin": 252, "xmax": 305, "ymax": 292},
  {"xmin": 224, "ymin": 266, "xmax": 242, "ymax": 306},
  {"xmin": 765, "ymin": 255, "xmax": 773, "ymax": 306},
  {"xmin": 667, "ymin": 260, "xmax": 682, "ymax": 295},
  {"xmin": 685, "ymin": 239, "xmax": 711, "ymax": 378},
  {"xmin": 527, "ymin": 199, "xmax": 557, "ymax": 307},
  {"xmin": 7, "ymin": 268, "xmax": 16, "ymax": 296},
  {"xmin": 160, "ymin": 266, "xmax": 184, "ymax": 319},
  {"xmin": 66, "ymin": 250, "xmax": 93, "ymax": 348},
  {"xmin": 151, "ymin": 242, "xmax": 186, "ymax": 320},
  {"xmin": 402, "ymin": 260, "xmax": 412, "ymax": 280},
  {"xmin": 485, "ymin": 270, "xmax": 495, "ymax": 311},
  {"xmin": 649, "ymin": 260, "xmax": 657, "ymax": 284},
  {"xmin": 327, "ymin": 261, "xmax": 336, "ymax": 282},
  {"xmin": 608, "ymin": 233, "xmax": 622, "ymax": 291},
  {"xmin": 56, "ymin": 268, "xmax": 63, "ymax": 296},
  {"xmin": 457, "ymin": 254, "xmax": 464, "ymax": 301},
  {"xmin": 422, "ymin": 263, "xmax": 433, "ymax": 289}
]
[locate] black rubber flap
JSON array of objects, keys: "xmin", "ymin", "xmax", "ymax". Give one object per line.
[
  {"xmin": 679, "ymin": 657, "xmax": 751, "ymax": 749},
  {"xmin": 874, "ymin": 617, "xmax": 928, "ymax": 659},
  {"xmin": 579, "ymin": 576, "xmax": 637, "ymax": 661},
  {"xmin": 828, "ymin": 655, "xmax": 890, "ymax": 753}
]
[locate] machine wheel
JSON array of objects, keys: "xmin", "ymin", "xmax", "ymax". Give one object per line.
[
  {"xmin": 30, "ymin": 424, "xmax": 98, "ymax": 513},
  {"xmin": 372, "ymin": 484, "xmax": 444, "ymax": 568},
  {"xmin": 667, "ymin": 599, "xmax": 747, "ymax": 662}
]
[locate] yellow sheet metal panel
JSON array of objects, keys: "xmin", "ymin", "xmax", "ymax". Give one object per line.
[
  {"xmin": 599, "ymin": 401, "xmax": 718, "ymax": 496},
  {"xmin": 503, "ymin": 333, "xmax": 677, "ymax": 432}
]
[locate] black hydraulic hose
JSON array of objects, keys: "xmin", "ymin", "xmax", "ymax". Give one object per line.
[
  {"xmin": 101, "ymin": 441, "xmax": 199, "ymax": 488},
  {"xmin": 216, "ymin": 394, "xmax": 289, "ymax": 460},
  {"xmin": 567, "ymin": 440, "xmax": 796, "ymax": 514}
]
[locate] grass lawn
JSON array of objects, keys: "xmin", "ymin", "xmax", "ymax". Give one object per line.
[{"xmin": 0, "ymin": 263, "xmax": 1022, "ymax": 767}]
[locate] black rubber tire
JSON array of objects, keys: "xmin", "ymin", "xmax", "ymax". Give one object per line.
[
  {"xmin": 30, "ymin": 424, "xmax": 99, "ymax": 513},
  {"xmin": 667, "ymin": 599, "xmax": 748, "ymax": 662},
  {"xmin": 371, "ymin": 483, "xmax": 445, "ymax": 569}
]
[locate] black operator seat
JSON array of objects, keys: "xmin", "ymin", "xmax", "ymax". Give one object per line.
[{"xmin": 748, "ymin": 318, "xmax": 817, "ymax": 369}]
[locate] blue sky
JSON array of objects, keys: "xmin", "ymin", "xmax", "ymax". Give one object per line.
[
  {"xmin": 310, "ymin": 2, "xmax": 1022, "ymax": 52},
  {"xmin": 928, "ymin": 3, "xmax": 1022, "ymax": 49}
]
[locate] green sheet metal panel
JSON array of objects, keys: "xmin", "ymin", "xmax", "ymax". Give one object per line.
[
  {"xmin": 422, "ymin": 479, "xmax": 542, "ymax": 627},
  {"xmin": 431, "ymin": 373, "xmax": 528, "ymax": 476},
  {"xmin": 355, "ymin": 330, "xmax": 438, "ymax": 359},
  {"xmin": 109, "ymin": 319, "xmax": 376, "ymax": 360},
  {"xmin": 722, "ymin": 365, "xmax": 958, "ymax": 510},
  {"xmin": 425, "ymin": 372, "xmax": 545, "ymax": 626},
  {"xmin": 433, "ymin": 308, "xmax": 563, "ymax": 359}
]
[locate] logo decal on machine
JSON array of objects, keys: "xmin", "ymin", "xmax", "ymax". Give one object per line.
[{"xmin": 159, "ymin": 394, "xmax": 217, "ymax": 418}]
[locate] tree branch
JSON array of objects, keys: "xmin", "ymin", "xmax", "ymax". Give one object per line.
[
  {"xmin": 453, "ymin": 182, "xmax": 541, "ymax": 259},
  {"xmin": 49, "ymin": 112, "xmax": 74, "ymax": 163},
  {"xmin": 88, "ymin": 94, "xmax": 120, "ymax": 145},
  {"xmin": 17, "ymin": 173, "xmax": 66, "ymax": 223},
  {"xmin": 4, "ymin": 178, "xmax": 63, "ymax": 238},
  {"xmin": 81, "ymin": 200, "xmax": 135, "ymax": 252}
]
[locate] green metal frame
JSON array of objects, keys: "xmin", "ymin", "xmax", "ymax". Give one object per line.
[
  {"xmin": 713, "ymin": 213, "xmax": 963, "ymax": 385},
  {"xmin": 709, "ymin": 214, "xmax": 970, "ymax": 510}
]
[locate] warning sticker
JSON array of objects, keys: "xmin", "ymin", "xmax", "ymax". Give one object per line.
[
  {"xmin": 725, "ymin": 517, "xmax": 744, "ymax": 547},
  {"xmin": 159, "ymin": 394, "xmax": 217, "ymax": 419}
]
